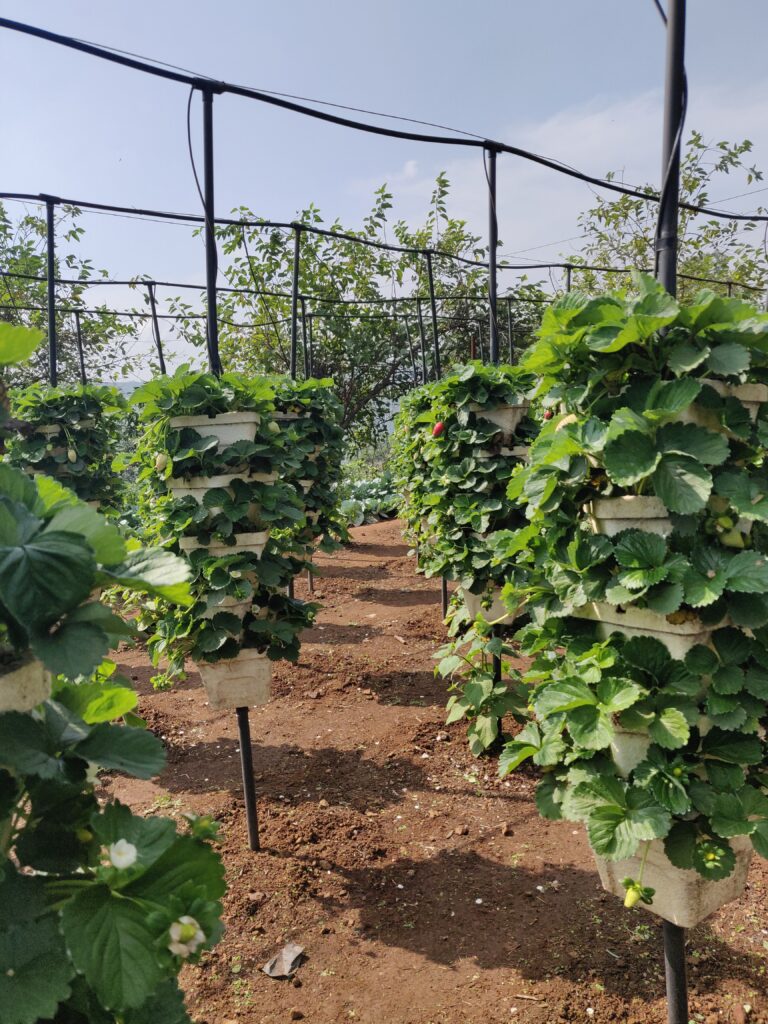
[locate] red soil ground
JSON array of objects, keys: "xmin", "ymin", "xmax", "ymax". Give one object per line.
[{"xmin": 106, "ymin": 519, "xmax": 768, "ymax": 1024}]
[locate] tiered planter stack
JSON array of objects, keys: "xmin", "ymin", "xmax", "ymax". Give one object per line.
[
  {"xmin": 269, "ymin": 377, "xmax": 346, "ymax": 557},
  {"xmin": 497, "ymin": 274, "xmax": 768, "ymax": 926},
  {"xmin": 392, "ymin": 361, "xmax": 535, "ymax": 628},
  {"xmin": 6, "ymin": 382, "xmax": 126, "ymax": 508},
  {"xmin": 132, "ymin": 368, "xmax": 316, "ymax": 707}
]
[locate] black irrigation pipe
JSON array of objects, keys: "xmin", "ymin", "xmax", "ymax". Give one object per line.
[{"xmin": 4, "ymin": 17, "xmax": 768, "ymax": 224}]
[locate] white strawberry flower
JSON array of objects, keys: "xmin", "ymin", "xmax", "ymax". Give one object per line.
[
  {"xmin": 108, "ymin": 839, "xmax": 138, "ymax": 869},
  {"xmin": 168, "ymin": 916, "xmax": 206, "ymax": 958}
]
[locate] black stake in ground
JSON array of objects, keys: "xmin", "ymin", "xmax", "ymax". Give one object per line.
[
  {"xmin": 198, "ymin": 83, "xmax": 259, "ymax": 853},
  {"xmin": 44, "ymin": 195, "xmax": 57, "ymax": 385},
  {"xmin": 146, "ymin": 283, "xmax": 167, "ymax": 375},
  {"xmin": 403, "ymin": 315, "xmax": 418, "ymax": 385},
  {"xmin": 73, "ymin": 310, "xmax": 87, "ymax": 384},
  {"xmin": 655, "ymin": 1, "xmax": 688, "ymax": 1020},
  {"xmin": 307, "ymin": 312, "xmax": 315, "ymax": 378}
]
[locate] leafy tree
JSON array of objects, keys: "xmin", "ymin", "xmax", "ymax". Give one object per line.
[
  {"xmin": 572, "ymin": 133, "xmax": 768, "ymax": 302},
  {"xmin": 0, "ymin": 202, "xmax": 140, "ymax": 386},
  {"xmin": 168, "ymin": 176, "xmax": 547, "ymax": 445}
]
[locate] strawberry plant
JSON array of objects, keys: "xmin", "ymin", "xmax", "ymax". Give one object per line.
[
  {"xmin": 6, "ymin": 382, "xmax": 127, "ymax": 505},
  {"xmin": 0, "ymin": 327, "xmax": 223, "ymax": 1022},
  {"xmin": 496, "ymin": 275, "xmax": 768, "ymax": 914}
]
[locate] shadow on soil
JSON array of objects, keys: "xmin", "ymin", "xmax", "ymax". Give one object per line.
[{"xmin": 312, "ymin": 847, "xmax": 768, "ymax": 1004}]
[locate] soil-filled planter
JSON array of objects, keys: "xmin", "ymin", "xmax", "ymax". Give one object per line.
[
  {"xmin": 572, "ymin": 602, "xmax": 720, "ymax": 659},
  {"xmin": 197, "ymin": 649, "xmax": 272, "ymax": 710},
  {"xmin": 469, "ymin": 401, "xmax": 530, "ymax": 440},
  {"xmin": 169, "ymin": 410, "xmax": 260, "ymax": 447},
  {"xmin": 594, "ymin": 835, "xmax": 753, "ymax": 928},
  {"xmin": 610, "ymin": 727, "xmax": 652, "ymax": 777},
  {"xmin": 179, "ymin": 531, "xmax": 270, "ymax": 558},
  {"xmin": 500, "ymin": 445, "xmax": 530, "ymax": 460},
  {"xmin": 297, "ymin": 478, "xmax": 314, "ymax": 494},
  {"xmin": 167, "ymin": 471, "xmax": 276, "ymax": 504},
  {"xmin": 462, "ymin": 585, "xmax": 518, "ymax": 626},
  {"xmin": 0, "ymin": 657, "xmax": 52, "ymax": 713},
  {"xmin": 586, "ymin": 495, "xmax": 672, "ymax": 538}
]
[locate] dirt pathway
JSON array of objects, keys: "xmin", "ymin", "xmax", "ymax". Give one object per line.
[{"xmin": 108, "ymin": 520, "xmax": 768, "ymax": 1024}]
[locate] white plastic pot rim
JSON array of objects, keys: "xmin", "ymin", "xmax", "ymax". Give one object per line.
[
  {"xmin": 169, "ymin": 411, "xmax": 261, "ymax": 428},
  {"xmin": 572, "ymin": 601, "xmax": 720, "ymax": 637},
  {"xmin": 168, "ymin": 471, "xmax": 276, "ymax": 492},
  {"xmin": 588, "ymin": 496, "xmax": 669, "ymax": 518},
  {"xmin": 179, "ymin": 531, "xmax": 269, "ymax": 554}
]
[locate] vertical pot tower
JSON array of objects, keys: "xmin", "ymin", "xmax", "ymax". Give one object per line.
[{"xmin": 497, "ymin": 274, "xmax": 768, "ymax": 928}]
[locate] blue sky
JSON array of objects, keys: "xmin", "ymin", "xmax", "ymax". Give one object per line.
[{"xmin": 2, "ymin": 0, "xmax": 767, "ymax": 368}]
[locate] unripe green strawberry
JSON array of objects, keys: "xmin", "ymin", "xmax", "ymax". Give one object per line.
[
  {"xmin": 267, "ymin": 421, "xmax": 280, "ymax": 435},
  {"xmin": 155, "ymin": 453, "xmax": 169, "ymax": 472},
  {"xmin": 67, "ymin": 448, "xmax": 77, "ymax": 463},
  {"xmin": 624, "ymin": 885, "xmax": 642, "ymax": 908}
]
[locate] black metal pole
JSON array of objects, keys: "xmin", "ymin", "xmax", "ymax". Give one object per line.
[
  {"xmin": 300, "ymin": 297, "xmax": 309, "ymax": 378},
  {"xmin": 662, "ymin": 921, "xmax": 688, "ymax": 1024},
  {"xmin": 403, "ymin": 315, "xmax": 418, "ymax": 385},
  {"xmin": 45, "ymin": 197, "xmax": 57, "ymax": 386},
  {"xmin": 656, "ymin": 4, "xmax": 688, "ymax": 1021},
  {"xmin": 307, "ymin": 313, "xmax": 315, "ymax": 377},
  {"xmin": 425, "ymin": 253, "xmax": 441, "ymax": 378},
  {"xmin": 235, "ymin": 706, "xmax": 260, "ymax": 851},
  {"xmin": 656, "ymin": 0, "xmax": 686, "ymax": 295},
  {"xmin": 441, "ymin": 577, "xmax": 449, "ymax": 618},
  {"xmin": 416, "ymin": 298, "xmax": 429, "ymax": 383},
  {"xmin": 147, "ymin": 282, "xmax": 167, "ymax": 374},
  {"xmin": 506, "ymin": 297, "xmax": 514, "ymax": 363},
  {"xmin": 565, "ymin": 266, "xmax": 572, "ymax": 293},
  {"xmin": 486, "ymin": 147, "xmax": 499, "ymax": 365},
  {"xmin": 289, "ymin": 227, "xmax": 301, "ymax": 380},
  {"xmin": 73, "ymin": 310, "xmax": 87, "ymax": 384},
  {"xmin": 477, "ymin": 319, "xmax": 486, "ymax": 363},
  {"xmin": 200, "ymin": 86, "xmax": 222, "ymax": 377}
]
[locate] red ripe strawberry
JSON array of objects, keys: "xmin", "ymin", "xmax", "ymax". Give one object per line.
[
  {"xmin": 543, "ymin": 410, "xmax": 553, "ymax": 420},
  {"xmin": 432, "ymin": 421, "xmax": 445, "ymax": 437}
]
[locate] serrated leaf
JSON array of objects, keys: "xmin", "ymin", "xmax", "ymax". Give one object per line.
[
  {"xmin": 725, "ymin": 551, "xmax": 768, "ymax": 593},
  {"xmin": 664, "ymin": 820, "xmax": 697, "ymax": 869},
  {"xmin": 604, "ymin": 432, "xmax": 660, "ymax": 486},
  {"xmin": 124, "ymin": 980, "xmax": 192, "ymax": 1024},
  {"xmin": 648, "ymin": 707, "xmax": 690, "ymax": 749},
  {"xmin": 568, "ymin": 705, "xmax": 613, "ymax": 749},
  {"xmin": 587, "ymin": 790, "xmax": 671, "ymax": 860},
  {"xmin": 534, "ymin": 680, "xmax": 596, "ymax": 717},
  {"xmin": 657, "ymin": 422, "xmax": 729, "ymax": 466},
  {"xmin": 613, "ymin": 530, "xmax": 667, "ymax": 569},
  {"xmin": 535, "ymin": 773, "xmax": 566, "ymax": 820},
  {"xmin": 124, "ymin": 834, "xmax": 226, "ymax": 903},
  {"xmin": 707, "ymin": 343, "xmax": 750, "ymax": 376},
  {"xmin": 61, "ymin": 885, "xmax": 163, "ymax": 1010},
  {"xmin": 652, "ymin": 455, "xmax": 712, "ymax": 514},
  {"xmin": 73, "ymin": 723, "xmax": 165, "ymax": 779}
]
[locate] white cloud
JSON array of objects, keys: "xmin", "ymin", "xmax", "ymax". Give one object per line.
[{"xmin": 349, "ymin": 80, "xmax": 768, "ymax": 288}]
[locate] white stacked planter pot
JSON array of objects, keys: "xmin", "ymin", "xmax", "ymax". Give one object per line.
[
  {"xmin": 469, "ymin": 400, "xmax": 530, "ymax": 442},
  {"xmin": 179, "ymin": 531, "xmax": 270, "ymax": 558},
  {"xmin": 572, "ymin": 602, "xmax": 721, "ymax": 660},
  {"xmin": 0, "ymin": 657, "xmax": 52, "ymax": 713},
  {"xmin": 197, "ymin": 649, "xmax": 272, "ymax": 711},
  {"xmin": 169, "ymin": 410, "xmax": 260, "ymax": 446},
  {"xmin": 678, "ymin": 379, "xmax": 768, "ymax": 432},
  {"xmin": 586, "ymin": 495, "xmax": 672, "ymax": 538},
  {"xmin": 462, "ymin": 585, "xmax": 519, "ymax": 626},
  {"xmin": 594, "ymin": 835, "xmax": 753, "ymax": 928}
]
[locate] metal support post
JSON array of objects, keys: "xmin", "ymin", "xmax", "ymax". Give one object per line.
[
  {"xmin": 416, "ymin": 299, "xmax": 429, "ymax": 382},
  {"xmin": 425, "ymin": 253, "xmax": 441, "ymax": 377},
  {"xmin": 235, "ymin": 707, "xmax": 260, "ymax": 851},
  {"xmin": 506, "ymin": 297, "xmax": 514, "ymax": 363},
  {"xmin": 45, "ymin": 197, "xmax": 57, "ymax": 385},
  {"xmin": 200, "ymin": 86, "xmax": 222, "ymax": 376},
  {"xmin": 403, "ymin": 315, "xmax": 418, "ymax": 385},
  {"xmin": 73, "ymin": 310, "xmax": 87, "ymax": 384},
  {"xmin": 289, "ymin": 226, "xmax": 301, "ymax": 380},
  {"xmin": 486, "ymin": 147, "xmax": 499, "ymax": 365},
  {"xmin": 300, "ymin": 297, "xmax": 309, "ymax": 378},
  {"xmin": 147, "ymin": 282, "xmax": 167, "ymax": 374}
]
